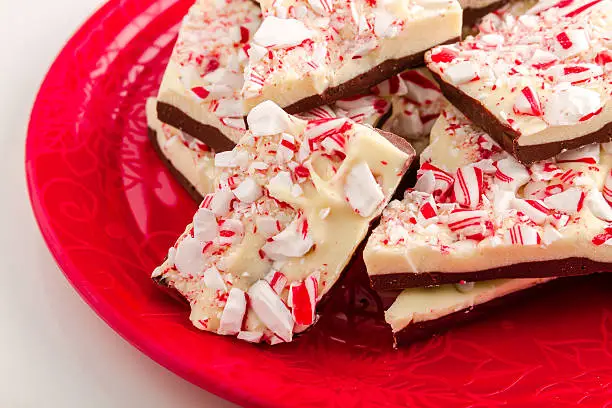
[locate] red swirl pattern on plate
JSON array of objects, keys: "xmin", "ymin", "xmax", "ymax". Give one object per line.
[{"xmin": 26, "ymin": 0, "xmax": 612, "ymax": 406}]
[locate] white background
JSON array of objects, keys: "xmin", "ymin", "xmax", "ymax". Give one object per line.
[{"xmin": 0, "ymin": 1, "xmax": 238, "ymax": 406}]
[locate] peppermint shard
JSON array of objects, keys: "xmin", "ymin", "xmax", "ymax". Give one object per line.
[
  {"xmin": 365, "ymin": 105, "xmax": 612, "ymax": 290},
  {"xmin": 152, "ymin": 101, "xmax": 414, "ymax": 344},
  {"xmin": 426, "ymin": 0, "xmax": 612, "ymax": 163}
]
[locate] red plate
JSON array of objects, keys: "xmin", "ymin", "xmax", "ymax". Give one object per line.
[{"xmin": 26, "ymin": 0, "xmax": 612, "ymax": 406}]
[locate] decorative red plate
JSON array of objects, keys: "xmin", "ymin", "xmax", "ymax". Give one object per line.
[{"xmin": 26, "ymin": 0, "xmax": 612, "ymax": 406}]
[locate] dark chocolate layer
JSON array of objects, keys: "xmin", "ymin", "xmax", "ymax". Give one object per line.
[
  {"xmin": 147, "ymin": 127, "xmax": 204, "ymax": 203},
  {"xmin": 370, "ymin": 257, "xmax": 611, "ymax": 291},
  {"xmin": 430, "ymin": 71, "xmax": 612, "ymax": 164},
  {"xmin": 156, "ymin": 101, "xmax": 237, "ymax": 152}
]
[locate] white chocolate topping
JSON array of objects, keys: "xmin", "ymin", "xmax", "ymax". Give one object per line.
[
  {"xmin": 386, "ymin": 277, "xmax": 552, "ymax": 333},
  {"xmin": 157, "ymin": 0, "xmax": 261, "ymax": 144},
  {"xmin": 242, "ymin": 0, "xmax": 462, "ymax": 109},
  {"xmin": 153, "ymin": 101, "xmax": 413, "ymax": 344},
  {"xmin": 146, "ymin": 98, "xmax": 216, "ymax": 196},
  {"xmin": 365, "ymin": 105, "xmax": 612, "ymax": 278},
  {"xmin": 426, "ymin": 0, "xmax": 612, "ymax": 147}
]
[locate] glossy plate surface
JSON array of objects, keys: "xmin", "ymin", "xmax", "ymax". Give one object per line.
[{"xmin": 26, "ymin": 1, "xmax": 612, "ymax": 406}]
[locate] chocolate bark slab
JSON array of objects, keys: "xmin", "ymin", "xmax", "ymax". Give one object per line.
[
  {"xmin": 371, "ymin": 257, "xmax": 609, "ymax": 290},
  {"xmin": 364, "ymin": 106, "xmax": 612, "ymax": 291},
  {"xmin": 389, "ymin": 277, "xmax": 555, "ymax": 347},
  {"xmin": 426, "ymin": 0, "xmax": 612, "ymax": 164},
  {"xmin": 151, "ymin": 101, "xmax": 415, "ymax": 344},
  {"xmin": 430, "ymin": 71, "xmax": 612, "ymax": 164}
]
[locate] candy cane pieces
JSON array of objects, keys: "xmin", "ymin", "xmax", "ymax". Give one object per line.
[
  {"xmin": 218, "ymin": 288, "xmax": 247, "ymax": 335},
  {"xmin": 416, "ymin": 163, "xmax": 454, "ymax": 198},
  {"xmin": 453, "ymin": 166, "xmax": 484, "ymax": 209},
  {"xmin": 248, "ymin": 280, "xmax": 294, "ymax": 343},
  {"xmin": 504, "ymin": 224, "xmax": 541, "ymax": 246},
  {"xmin": 288, "ymin": 273, "xmax": 319, "ymax": 327},
  {"xmin": 513, "ymin": 86, "xmax": 543, "ymax": 117}
]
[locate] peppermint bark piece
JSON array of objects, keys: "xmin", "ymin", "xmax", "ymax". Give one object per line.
[
  {"xmin": 152, "ymin": 101, "xmax": 414, "ymax": 344},
  {"xmin": 386, "ymin": 277, "xmax": 553, "ymax": 347},
  {"xmin": 242, "ymin": 0, "xmax": 462, "ymax": 112},
  {"xmin": 426, "ymin": 0, "xmax": 612, "ymax": 164},
  {"xmin": 156, "ymin": 0, "xmax": 261, "ymax": 151},
  {"xmin": 365, "ymin": 105, "xmax": 612, "ymax": 290}
]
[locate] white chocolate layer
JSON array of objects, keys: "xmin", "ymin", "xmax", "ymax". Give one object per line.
[
  {"xmin": 426, "ymin": 0, "xmax": 612, "ymax": 147},
  {"xmin": 386, "ymin": 277, "xmax": 552, "ymax": 333},
  {"xmin": 153, "ymin": 101, "xmax": 413, "ymax": 344},
  {"xmin": 242, "ymin": 0, "xmax": 462, "ymax": 109},
  {"xmin": 365, "ymin": 105, "xmax": 612, "ymax": 277},
  {"xmin": 146, "ymin": 98, "xmax": 217, "ymax": 196}
]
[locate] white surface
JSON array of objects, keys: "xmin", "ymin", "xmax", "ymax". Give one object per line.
[{"xmin": 0, "ymin": 1, "xmax": 238, "ymax": 407}]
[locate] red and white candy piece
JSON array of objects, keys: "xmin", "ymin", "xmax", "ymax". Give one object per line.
[
  {"xmin": 202, "ymin": 265, "xmax": 227, "ymax": 291},
  {"xmin": 603, "ymin": 170, "xmax": 612, "ymax": 205},
  {"xmin": 261, "ymin": 217, "xmax": 314, "ymax": 260},
  {"xmin": 277, "ymin": 133, "xmax": 296, "ymax": 163},
  {"xmin": 453, "ymin": 165, "xmax": 484, "ymax": 209},
  {"xmin": 556, "ymin": 143, "xmax": 600, "ymax": 164},
  {"xmin": 214, "ymin": 150, "xmax": 237, "ymax": 168},
  {"xmin": 530, "ymin": 49, "xmax": 559, "ymax": 70},
  {"xmin": 494, "ymin": 157, "xmax": 530, "ymax": 191},
  {"xmin": 504, "ymin": 224, "xmax": 540, "ymax": 246},
  {"xmin": 553, "ymin": 29, "xmax": 590, "ymax": 59},
  {"xmin": 246, "ymin": 100, "xmax": 292, "ymax": 136},
  {"xmin": 252, "ymin": 16, "xmax": 312, "ymax": 49},
  {"xmin": 417, "ymin": 196, "xmax": 439, "ymax": 226},
  {"xmin": 210, "ymin": 190, "xmax": 234, "ymax": 216},
  {"xmin": 513, "ymin": 86, "xmax": 543, "ymax": 117},
  {"xmin": 444, "ymin": 61, "xmax": 479, "ymax": 85},
  {"xmin": 299, "ymin": 105, "xmax": 336, "ymax": 120},
  {"xmin": 307, "ymin": 0, "xmax": 332, "ymax": 15},
  {"xmin": 401, "ymin": 70, "xmax": 442, "ymax": 105},
  {"xmin": 543, "ymin": 187, "xmax": 585, "ymax": 214},
  {"xmin": 345, "ymin": 162, "xmax": 384, "ymax": 217},
  {"xmin": 218, "ymin": 219, "xmax": 245, "ymax": 245},
  {"xmin": 585, "ymin": 190, "xmax": 612, "ymax": 222},
  {"xmin": 447, "ymin": 209, "xmax": 491, "ymax": 239},
  {"xmin": 248, "ymin": 280, "xmax": 294, "ymax": 343},
  {"xmin": 264, "ymin": 270, "xmax": 288, "ymax": 295},
  {"xmin": 232, "ymin": 177, "xmax": 262, "ymax": 203},
  {"xmin": 174, "ymin": 236, "xmax": 205, "ymax": 277},
  {"xmin": 217, "ymin": 288, "xmax": 247, "ymax": 335},
  {"xmin": 372, "ymin": 75, "xmax": 408, "ymax": 96},
  {"xmin": 193, "ymin": 208, "xmax": 218, "ymax": 243},
  {"xmin": 545, "ymin": 64, "xmax": 603, "ymax": 84},
  {"xmin": 288, "ymin": 273, "xmax": 319, "ymax": 326},
  {"xmin": 417, "ymin": 163, "xmax": 454, "ymax": 198},
  {"xmin": 549, "ymin": 212, "xmax": 570, "ymax": 228},
  {"xmin": 511, "ymin": 198, "xmax": 550, "ymax": 224}
]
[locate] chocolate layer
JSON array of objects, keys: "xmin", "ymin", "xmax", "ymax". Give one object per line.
[
  {"xmin": 430, "ymin": 71, "xmax": 612, "ymax": 164},
  {"xmin": 392, "ymin": 277, "xmax": 557, "ymax": 347},
  {"xmin": 147, "ymin": 127, "xmax": 204, "ymax": 202},
  {"xmin": 370, "ymin": 257, "xmax": 611, "ymax": 290},
  {"xmin": 156, "ymin": 101, "xmax": 237, "ymax": 153}
]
